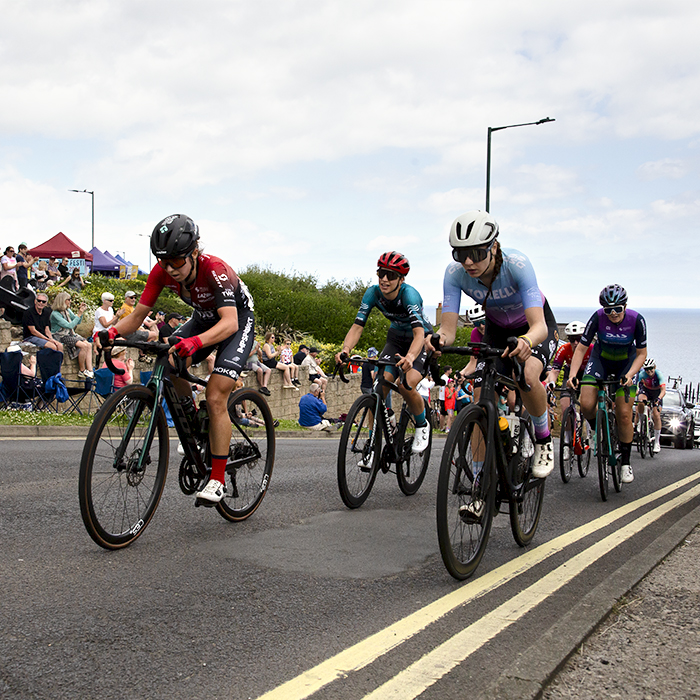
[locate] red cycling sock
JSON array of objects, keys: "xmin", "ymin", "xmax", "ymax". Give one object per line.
[{"xmin": 210, "ymin": 454, "xmax": 228, "ymax": 483}]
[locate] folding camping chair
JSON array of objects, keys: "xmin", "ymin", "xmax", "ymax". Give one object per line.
[
  {"xmin": 140, "ymin": 370, "xmax": 174, "ymax": 427},
  {"xmin": 35, "ymin": 348, "xmax": 91, "ymax": 414},
  {"xmin": 0, "ymin": 350, "xmax": 38, "ymax": 410},
  {"xmin": 84, "ymin": 367, "xmax": 114, "ymax": 413}
]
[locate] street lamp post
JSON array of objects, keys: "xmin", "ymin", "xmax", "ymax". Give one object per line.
[
  {"xmin": 137, "ymin": 233, "xmax": 152, "ymax": 271},
  {"xmin": 68, "ymin": 189, "xmax": 95, "ymax": 249},
  {"xmin": 485, "ymin": 117, "xmax": 555, "ymax": 212}
]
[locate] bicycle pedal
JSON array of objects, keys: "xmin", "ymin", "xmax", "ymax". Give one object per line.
[{"xmin": 194, "ymin": 497, "xmax": 217, "ymax": 508}]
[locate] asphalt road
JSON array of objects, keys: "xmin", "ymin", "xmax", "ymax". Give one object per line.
[{"xmin": 1, "ymin": 436, "xmax": 698, "ymax": 699}]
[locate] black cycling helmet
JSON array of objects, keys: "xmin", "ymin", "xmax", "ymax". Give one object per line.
[
  {"xmin": 150, "ymin": 214, "xmax": 200, "ymax": 258},
  {"xmin": 599, "ymin": 283, "xmax": 628, "ymax": 307}
]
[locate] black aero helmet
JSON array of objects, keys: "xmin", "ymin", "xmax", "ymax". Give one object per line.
[
  {"xmin": 150, "ymin": 214, "xmax": 200, "ymax": 258},
  {"xmin": 599, "ymin": 283, "xmax": 628, "ymax": 307}
]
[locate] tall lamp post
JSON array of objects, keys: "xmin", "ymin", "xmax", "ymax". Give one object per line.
[
  {"xmin": 68, "ymin": 189, "xmax": 95, "ymax": 249},
  {"xmin": 485, "ymin": 117, "xmax": 554, "ymax": 212},
  {"xmin": 137, "ymin": 233, "xmax": 152, "ymax": 271}
]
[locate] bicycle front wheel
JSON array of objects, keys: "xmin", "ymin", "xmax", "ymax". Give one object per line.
[
  {"xmin": 637, "ymin": 414, "xmax": 647, "ymax": 458},
  {"xmin": 396, "ymin": 402, "xmax": 432, "ymax": 496},
  {"xmin": 510, "ymin": 417, "xmax": 545, "ymax": 547},
  {"xmin": 596, "ymin": 409, "xmax": 609, "ymax": 501},
  {"xmin": 610, "ymin": 413, "xmax": 623, "ymax": 493},
  {"xmin": 79, "ymin": 386, "xmax": 170, "ymax": 549},
  {"xmin": 647, "ymin": 416, "xmax": 656, "ymax": 459},
  {"xmin": 559, "ymin": 407, "xmax": 575, "ymax": 483},
  {"xmin": 216, "ymin": 388, "xmax": 275, "ymax": 522},
  {"xmin": 337, "ymin": 394, "xmax": 380, "ymax": 508},
  {"xmin": 436, "ymin": 405, "xmax": 495, "ymax": 580}
]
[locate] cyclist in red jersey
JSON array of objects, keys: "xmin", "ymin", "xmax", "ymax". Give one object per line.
[
  {"xmin": 101, "ymin": 214, "xmax": 255, "ymax": 505},
  {"xmin": 545, "ymin": 321, "xmax": 591, "ymax": 415}
]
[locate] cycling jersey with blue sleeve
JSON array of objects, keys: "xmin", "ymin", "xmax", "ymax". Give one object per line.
[
  {"xmin": 638, "ymin": 368, "xmax": 665, "ymax": 390},
  {"xmin": 354, "ymin": 283, "xmax": 433, "ymax": 339},
  {"xmin": 442, "ymin": 248, "xmax": 545, "ymax": 329},
  {"xmin": 580, "ymin": 308, "xmax": 647, "ymax": 361}
]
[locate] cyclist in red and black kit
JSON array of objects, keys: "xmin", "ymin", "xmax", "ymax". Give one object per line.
[
  {"xmin": 545, "ymin": 321, "xmax": 592, "ymax": 416},
  {"xmin": 101, "ymin": 214, "xmax": 255, "ymax": 505}
]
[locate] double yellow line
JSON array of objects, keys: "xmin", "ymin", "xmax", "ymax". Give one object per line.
[{"xmin": 257, "ymin": 473, "xmax": 700, "ymax": 700}]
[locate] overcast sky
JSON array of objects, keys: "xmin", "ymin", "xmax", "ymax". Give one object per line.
[{"xmin": 2, "ymin": 0, "xmax": 699, "ymax": 311}]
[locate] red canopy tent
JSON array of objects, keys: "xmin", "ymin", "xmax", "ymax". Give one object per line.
[{"xmin": 28, "ymin": 232, "xmax": 93, "ymax": 262}]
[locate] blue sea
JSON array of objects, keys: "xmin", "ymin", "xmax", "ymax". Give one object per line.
[{"xmin": 425, "ymin": 305, "xmax": 700, "ymax": 395}]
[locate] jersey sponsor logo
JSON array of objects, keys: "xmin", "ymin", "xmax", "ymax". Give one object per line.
[
  {"xmin": 236, "ymin": 315, "xmax": 254, "ymax": 354},
  {"xmin": 213, "ymin": 366, "xmax": 239, "ymax": 379}
]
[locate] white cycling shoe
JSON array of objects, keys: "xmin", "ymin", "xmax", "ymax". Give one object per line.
[
  {"xmin": 621, "ymin": 464, "xmax": 634, "ymax": 483},
  {"xmin": 532, "ymin": 440, "xmax": 554, "ymax": 478},
  {"xmin": 412, "ymin": 425, "xmax": 431, "ymax": 454},
  {"xmin": 195, "ymin": 479, "xmax": 226, "ymax": 504}
]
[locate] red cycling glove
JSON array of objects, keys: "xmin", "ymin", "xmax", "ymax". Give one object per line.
[
  {"xmin": 93, "ymin": 326, "xmax": 120, "ymax": 343},
  {"xmin": 173, "ymin": 335, "xmax": 203, "ymax": 358}
]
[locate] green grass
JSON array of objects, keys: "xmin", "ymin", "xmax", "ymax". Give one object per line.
[{"xmin": 0, "ymin": 409, "xmax": 96, "ymax": 425}]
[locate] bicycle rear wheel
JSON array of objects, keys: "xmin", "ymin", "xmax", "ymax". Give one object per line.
[
  {"xmin": 396, "ymin": 402, "xmax": 432, "ymax": 496},
  {"xmin": 337, "ymin": 394, "xmax": 381, "ymax": 508},
  {"xmin": 577, "ymin": 413, "xmax": 591, "ymax": 478},
  {"xmin": 559, "ymin": 407, "xmax": 575, "ymax": 483},
  {"xmin": 436, "ymin": 405, "xmax": 495, "ymax": 580},
  {"xmin": 510, "ymin": 417, "xmax": 544, "ymax": 547},
  {"xmin": 79, "ymin": 385, "xmax": 170, "ymax": 549},
  {"xmin": 596, "ymin": 409, "xmax": 609, "ymax": 502},
  {"xmin": 637, "ymin": 413, "xmax": 648, "ymax": 458},
  {"xmin": 217, "ymin": 388, "xmax": 276, "ymax": 522},
  {"xmin": 647, "ymin": 415, "xmax": 656, "ymax": 459}
]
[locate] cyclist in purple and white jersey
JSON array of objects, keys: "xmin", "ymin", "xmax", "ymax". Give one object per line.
[
  {"xmin": 432, "ymin": 210, "xmax": 559, "ymax": 479},
  {"xmin": 568, "ymin": 284, "xmax": 647, "ymax": 483},
  {"xmin": 635, "ymin": 357, "xmax": 665, "ymax": 453}
]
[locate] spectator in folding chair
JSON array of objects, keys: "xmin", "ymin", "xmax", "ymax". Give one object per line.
[
  {"xmin": 99, "ymin": 345, "xmax": 134, "ymax": 389},
  {"xmin": 0, "ymin": 345, "xmax": 38, "ymax": 409},
  {"xmin": 85, "ymin": 367, "xmax": 115, "ymax": 412}
]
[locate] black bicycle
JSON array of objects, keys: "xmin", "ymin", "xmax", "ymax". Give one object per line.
[
  {"xmin": 78, "ymin": 338, "xmax": 275, "ymax": 549},
  {"xmin": 335, "ymin": 355, "xmax": 433, "ymax": 508},
  {"xmin": 592, "ymin": 378, "xmax": 629, "ymax": 501},
  {"xmin": 634, "ymin": 396, "xmax": 657, "ymax": 459},
  {"xmin": 556, "ymin": 387, "xmax": 591, "ymax": 482},
  {"xmin": 434, "ymin": 337, "xmax": 545, "ymax": 580}
]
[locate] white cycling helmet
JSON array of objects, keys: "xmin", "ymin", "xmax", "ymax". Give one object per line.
[
  {"xmin": 643, "ymin": 358, "xmax": 656, "ymax": 370},
  {"xmin": 467, "ymin": 305, "xmax": 486, "ymax": 323},
  {"xmin": 449, "ymin": 210, "xmax": 499, "ymax": 248},
  {"xmin": 564, "ymin": 321, "xmax": 585, "ymax": 337}
]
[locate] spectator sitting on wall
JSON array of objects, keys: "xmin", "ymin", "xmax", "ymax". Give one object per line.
[
  {"xmin": 301, "ymin": 346, "xmax": 328, "ymax": 391},
  {"xmin": 22, "ymin": 292, "xmax": 63, "ymax": 352},
  {"xmin": 29, "ymin": 269, "xmax": 50, "ymax": 291},
  {"xmin": 159, "ymin": 312, "xmax": 184, "ymax": 341},
  {"xmin": 155, "ymin": 310, "xmax": 166, "ymax": 330},
  {"xmin": 57, "ymin": 267, "xmax": 86, "ymax": 291},
  {"xmin": 245, "ymin": 339, "xmax": 272, "ymax": 396},
  {"xmin": 293, "ymin": 344, "xmax": 309, "ymax": 366},
  {"xmin": 298, "ymin": 383, "xmax": 333, "ymax": 431}
]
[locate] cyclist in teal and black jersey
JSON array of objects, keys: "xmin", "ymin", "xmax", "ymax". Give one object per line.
[
  {"xmin": 431, "ymin": 210, "xmax": 559, "ymax": 479},
  {"xmin": 635, "ymin": 357, "xmax": 665, "ymax": 454},
  {"xmin": 336, "ymin": 251, "xmax": 433, "ymax": 454}
]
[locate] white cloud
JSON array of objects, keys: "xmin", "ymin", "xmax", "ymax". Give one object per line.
[{"xmin": 637, "ymin": 159, "xmax": 687, "ymax": 181}]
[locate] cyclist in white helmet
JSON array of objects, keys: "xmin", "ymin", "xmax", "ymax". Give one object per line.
[
  {"xmin": 635, "ymin": 357, "xmax": 666, "ymax": 453},
  {"xmin": 432, "ymin": 210, "xmax": 559, "ymax": 479}
]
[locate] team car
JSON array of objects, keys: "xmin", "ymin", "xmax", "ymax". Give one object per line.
[{"xmin": 659, "ymin": 388, "xmax": 695, "ymax": 450}]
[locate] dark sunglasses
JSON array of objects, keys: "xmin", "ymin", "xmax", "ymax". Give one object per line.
[
  {"xmin": 569, "ymin": 336, "xmax": 582, "ymax": 343},
  {"xmin": 603, "ymin": 305, "xmax": 624, "ymax": 315},
  {"xmin": 377, "ymin": 268, "xmax": 401, "ymax": 281},
  {"xmin": 474, "ymin": 320, "xmax": 485, "ymax": 327},
  {"xmin": 451, "ymin": 244, "xmax": 492, "ymax": 264},
  {"xmin": 157, "ymin": 256, "xmax": 188, "ymax": 270},
  {"xmin": 36, "ymin": 299, "xmax": 47, "ymax": 304}
]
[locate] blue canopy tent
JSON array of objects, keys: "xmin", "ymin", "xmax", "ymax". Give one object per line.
[{"xmin": 88, "ymin": 248, "xmax": 121, "ymax": 276}]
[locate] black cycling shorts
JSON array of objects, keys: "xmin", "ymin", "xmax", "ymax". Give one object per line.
[
  {"xmin": 379, "ymin": 328, "xmax": 430, "ymax": 377},
  {"xmin": 173, "ymin": 310, "xmax": 255, "ymax": 381}
]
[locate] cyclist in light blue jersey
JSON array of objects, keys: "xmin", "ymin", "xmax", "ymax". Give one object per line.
[
  {"xmin": 336, "ymin": 251, "xmax": 433, "ymax": 454},
  {"xmin": 432, "ymin": 210, "xmax": 558, "ymax": 478}
]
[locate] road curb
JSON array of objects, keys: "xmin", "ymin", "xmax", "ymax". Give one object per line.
[{"xmin": 476, "ymin": 503, "xmax": 700, "ymax": 700}]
